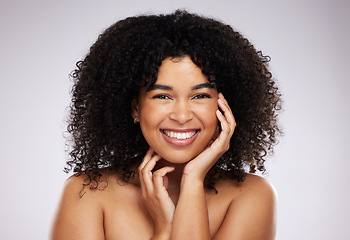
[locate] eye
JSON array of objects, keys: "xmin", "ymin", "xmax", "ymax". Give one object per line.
[
  {"xmin": 192, "ymin": 94, "xmax": 211, "ymax": 99},
  {"xmin": 152, "ymin": 94, "xmax": 171, "ymax": 100}
]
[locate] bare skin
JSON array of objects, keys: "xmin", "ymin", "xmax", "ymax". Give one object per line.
[
  {"xmin": 51, "ymin": 57, "xmax": 277, "ymax": 239},
  {"xmin": 51, "ymin": 171, "xmax": 276, "ymax": 240}
]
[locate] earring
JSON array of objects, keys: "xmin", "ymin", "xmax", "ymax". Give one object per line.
[{"xmin": 134, "ymin": 117, "xmax": 138, "ymax": 123}]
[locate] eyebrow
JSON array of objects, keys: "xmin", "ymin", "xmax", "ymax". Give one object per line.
[
  {"xmin": 146, "ymin": 84, "xmax": 172, "ymax": 92},
  {"xmin": 146, "ymin": 82, "xmax": 216, "ymax": 92},
  {"xmin": 191, "ymin": 83, "xmax": 216, "ymax": 90}
]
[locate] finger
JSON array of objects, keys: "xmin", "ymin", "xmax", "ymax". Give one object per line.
[
  {"xmin": 138, "ymin": 148, "xmax": 155, "ymax": 171},
  {"xmin": 140, "ymin": 154, "xmax": 162, "ymax": 193},
  {"xmin": 216, "ymin": 109, "xmax": 231, "ymax": 138},
  {"xmin": 139, "ymin": 148, "xmax": 156, "ymax": 191},
  {"xmin": 153, "ymin": 166, "xmax": 175, "ymax": 192},
  {"xmin": 218, "ymin": 94, "xmax": 235, "ymax": 125},
  {"xmin": 138, "ymin": 148, "xmax": 154, "ymax": 192},
  {"xmin": 217, "ymin": 95, "xmax": 236, "ymax": 134},
  {"xmin": 218, "ymin": 93, "xmax": 232, "ymax": 112}
]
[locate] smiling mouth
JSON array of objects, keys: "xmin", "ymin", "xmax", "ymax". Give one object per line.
[{"xmin": 161, "ymin": 129, "xmax": 199, "ymax": 140}]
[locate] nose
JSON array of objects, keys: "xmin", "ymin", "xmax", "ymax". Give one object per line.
[{"xmin": 169, "ymin": 100, "xmax": 194, "ymax": 124}]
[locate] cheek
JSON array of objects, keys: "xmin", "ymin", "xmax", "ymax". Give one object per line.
[
  {"xmin": 196, "ymin": 102, "xmax": 218, "ymax": 130},
  {"xmin": 138, "ymin": 104, "xmax": 167, "ymax": 140},
  {"xmin": 139, "ymin": 104, "xmax": 163, "ymax": 124},
  {"xmin": 198, "ymin": 101, "xmax": 218, "ymax": 119}
]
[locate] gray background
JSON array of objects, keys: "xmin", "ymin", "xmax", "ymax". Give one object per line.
[{"xmin": 1, "ymin": 0, "xmax": 349, "ymax": 239}]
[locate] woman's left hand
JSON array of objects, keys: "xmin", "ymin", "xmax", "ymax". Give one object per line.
[{"xmin": 182, "ymin": 93, "xmax": 236, "ymax": 182}]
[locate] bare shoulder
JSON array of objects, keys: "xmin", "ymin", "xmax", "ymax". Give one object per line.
[
  {"xmin": 58, "ymin": 171, "xmax": 109, "ymax": 201},
  {"xmin": 213, "ymin": 174, "xmax": 277, "ymax": 240},
  {"xmin": 239, "ymin": 174, "xmax": 277, "ymax": 199},
  {"xmin": 50, "ymin": 172, "xmax": 110, "ymax": 240},
  {"xmin": 216, "ymin": 174, "xmax": 277, "ymax": 201}
]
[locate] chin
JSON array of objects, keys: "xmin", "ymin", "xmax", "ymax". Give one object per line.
[{"xmin": 155, "ymin": 148, "xmax": 203, "ymax": 164}]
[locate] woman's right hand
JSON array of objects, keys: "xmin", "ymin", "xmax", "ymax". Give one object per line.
[{"xmin": 139, "ymin": 148, "xmax": 175, "ymax": 239}]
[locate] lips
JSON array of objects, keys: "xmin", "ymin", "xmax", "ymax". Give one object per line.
[{"xmin": 160, "ymin": 129, "xmax": 200, "ymax": 146}]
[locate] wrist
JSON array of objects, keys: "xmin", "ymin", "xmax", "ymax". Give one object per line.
[
  {"xmin": 152, "ymin": 224, "xmax": 172, "ymax": 240},
  {"xmin": 180, "ymin": 175, "xmax": 204, "ymax": 189},
  {"xmin": 151, "ymin": 231, "xmax": 170, "ymax": 240},
  {"xmin": 182, "ymin": 163, "xmax": 211, "ymax": 183}
]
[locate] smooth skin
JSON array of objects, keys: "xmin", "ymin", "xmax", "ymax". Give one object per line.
[{"xmin": 51, "ymin": 56, "xmax": 277, "ymax": 240}]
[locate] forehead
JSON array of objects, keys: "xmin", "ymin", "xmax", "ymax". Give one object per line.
[{"xmin": 155, "ymin": 56, "xmax": 209, "ymax": 85}]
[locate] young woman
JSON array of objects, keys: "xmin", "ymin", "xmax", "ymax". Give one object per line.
[{"xmin": 51, "ymin": 10, "xmax": 282, "ymax": 240}]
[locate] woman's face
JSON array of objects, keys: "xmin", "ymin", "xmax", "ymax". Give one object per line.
[{"xmin": 133, "ymin": 56, "xmax": 218, "ymax": 164}]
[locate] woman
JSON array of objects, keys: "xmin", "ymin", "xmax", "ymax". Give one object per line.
[{"xmin": 51, "ymin": 10, "xmax": 282, "ymax": 240}]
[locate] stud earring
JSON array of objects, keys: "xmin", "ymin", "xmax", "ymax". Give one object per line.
[{"xmin": 134, "ymin": 117, "xmax": 139, "ymax": 123}]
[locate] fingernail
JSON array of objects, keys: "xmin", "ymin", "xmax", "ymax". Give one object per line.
[{"xmin": 219, "ymin": 93, "xmax": 224, "ymax": 98}]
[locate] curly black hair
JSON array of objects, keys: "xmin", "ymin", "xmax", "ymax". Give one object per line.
[{"xmin": 65, "ymin": 10, "xmax": 282, "ymax": 192}]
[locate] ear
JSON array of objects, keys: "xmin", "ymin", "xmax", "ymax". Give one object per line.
[{"xmin": 131, "ymin": 98, "xmax": 139, "ymax": 120}]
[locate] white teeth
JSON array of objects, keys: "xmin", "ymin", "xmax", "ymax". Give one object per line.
[{"xmin": 163, "ymin": 130, "xmax": 197, "ymax": 140}]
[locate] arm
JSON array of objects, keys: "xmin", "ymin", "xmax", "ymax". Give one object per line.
[
  {"xmin": 50, "ymin": 175, "xmax": 105, "ymax": 240},
  {"xmin": 172, "ymin": 177, "xmax": 277, "ymax": 240},
  {"xmin": 170, "ymin": 93, "xmax": 236, "ymax": 240},
  {"xmin": 170, "ymin": 176, "xmax": 211, "ymax": 240}
]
